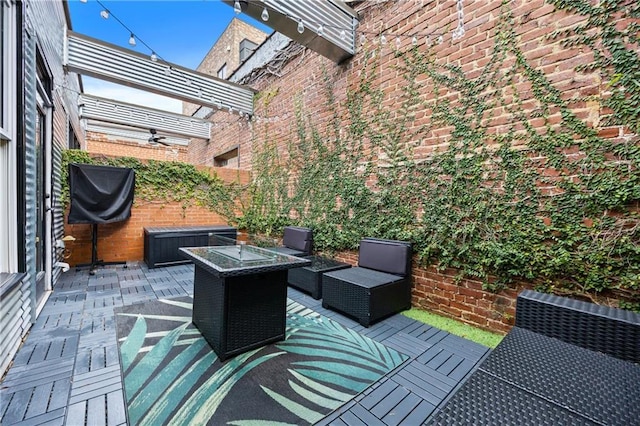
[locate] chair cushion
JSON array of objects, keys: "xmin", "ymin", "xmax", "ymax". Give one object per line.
[
  {"xmin": 283, "ymin": 226, "xmax": 313, "ymax": 254},
  {"xmin": 358, "ymin": 239, "xmax": 411, "ymax": 276},
  {"xmin": 323, "ymin": 266, "xmax": 403, "ymax": 288}
]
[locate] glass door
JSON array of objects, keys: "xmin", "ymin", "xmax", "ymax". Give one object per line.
[{"xmin": 35, "ymin": 67, "xmax": 52, "ymax": 312}]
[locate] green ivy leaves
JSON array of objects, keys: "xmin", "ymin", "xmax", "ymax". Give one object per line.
[
  {"xmin": 242, "ymin": 1, "xmax": 639, "ymax": 309},
  {"xmin": 61, "ymin": 150, "xmax": 240, "ymax": 222}
]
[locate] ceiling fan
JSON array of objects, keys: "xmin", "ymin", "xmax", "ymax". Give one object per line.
[{"xmin": 148, "ymin": 128, "xmax": 169, "ymax": 146}]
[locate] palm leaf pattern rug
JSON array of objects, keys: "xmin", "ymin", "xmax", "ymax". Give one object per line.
[{"xmin": 114, "ymin": 297, "xmax": 408, "ymax": 425}]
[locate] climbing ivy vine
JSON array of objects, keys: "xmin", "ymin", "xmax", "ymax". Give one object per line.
[
  {"xmin": 241, "ymin": 1, "xmax": 639, "ymax": 308},
  {"xmin": 61, "ymin": 150, "xmax": 240, "ymax": 221}
]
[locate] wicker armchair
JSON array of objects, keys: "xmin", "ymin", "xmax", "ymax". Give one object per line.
[
  {"xmin": 267, "ymin": 226, "xmax": 313, "ymax": 257},
  {"xmin": 322, "ymin": 238, "xmax": 412, "ymax": 327}
]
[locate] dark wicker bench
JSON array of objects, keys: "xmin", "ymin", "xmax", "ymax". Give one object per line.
[
  {"xmin": 322, "ymin": 238, "xmax": 412, "ymax": 327},
  {"xmin": 425, "ymin": 290, "xmax": 640, "ymax": 425},
  {"xmin": 144, "ymin": 225, "xmax": 237, "ymax": 268}
]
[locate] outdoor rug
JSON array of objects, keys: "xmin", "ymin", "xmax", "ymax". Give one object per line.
[{"xmin": 114, "ymin": 297, "xmax": 408, "ymax": 425}]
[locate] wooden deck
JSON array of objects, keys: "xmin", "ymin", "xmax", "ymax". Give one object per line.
[{"xmin": 0, "ymin": 263, "xmax": 489, "ymax": 425}]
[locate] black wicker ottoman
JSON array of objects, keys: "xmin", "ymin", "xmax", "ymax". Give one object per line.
[
  {"xmin": 322, "ymin": 267, "xmax": 411, "ymax": 327},
  {"xmin": 287, "ymin": 255, "xmax": 351, "ymax": 299}
]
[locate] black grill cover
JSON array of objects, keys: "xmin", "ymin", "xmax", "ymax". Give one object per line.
[{"xmin": 68, "ymin": 163, "xmax": 135, "ymax": 224}]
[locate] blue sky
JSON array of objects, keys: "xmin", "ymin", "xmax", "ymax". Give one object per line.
[{"xmin": 68, "ymin": 0, "xmax": 272, "ymax": 112}]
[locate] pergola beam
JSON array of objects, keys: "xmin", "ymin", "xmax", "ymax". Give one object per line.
[
  {"xmin": 224, "ymin": 0, "xmax": 359, "ymax": 63},
  {"xmin": 65, "ymin": 31, "xmax": 256, "ymax": 117},
  {"xmin": 79, "ymin": 94, "xmax": 211, "ymax": 140}
]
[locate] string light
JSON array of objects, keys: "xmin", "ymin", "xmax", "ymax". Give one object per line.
[
  {"xmin": 452, "ymin": 0, "xmax": 466, "ymax": 40},
  {"xmin": 92, "ymin": 0, "xmax": 458, "ymax": 64},
  {"xmin": 86, "ymin": 0, "xmax": 461, "ymax": 96},
  {"xmin": 234, "ymin": 0, "xmax": 457, "ymax": 47}
]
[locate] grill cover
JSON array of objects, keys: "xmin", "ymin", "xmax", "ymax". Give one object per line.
[{"xmin": 68, "ymin": 163, "xmax": 135, "ymax": 224}]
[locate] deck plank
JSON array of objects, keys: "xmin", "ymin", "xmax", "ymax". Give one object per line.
[
  {"xmin": 369, "ymin": 385, "xmax": 410, "ymax": 418},
  {"xmin": 1, "ymin": 262, "xmax": 489, "ymax": 426},
  {"xmin": 381, "ymin": 391, "xmax": 422, "ymax": 426}
]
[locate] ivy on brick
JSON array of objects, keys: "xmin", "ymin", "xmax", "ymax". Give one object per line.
[
  {"xmin": 61, "ymin": 150, "xmax": 240, "ymax": 221},
  {"xmin": 240, "ymin": 1, "xmax": 640, "ymax": 309}
]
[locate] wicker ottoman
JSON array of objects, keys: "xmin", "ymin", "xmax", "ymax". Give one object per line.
[
  {"xmin": 322, "ymin": 267, "xmax": 411, "ymax": 327},
  {"xmin": 287, "ymin": 255, "xmax": 351, "ymax": 299}
]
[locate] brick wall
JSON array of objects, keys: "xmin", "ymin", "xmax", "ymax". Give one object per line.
[
  {"xmin": 184, "ymin": 1, "xmax": 636, "ymax": 332},
  {"xmin": 86, "ymin": 131, "xmax": 188, "ymax": 162},
  {"xmin": 329, "ymin": 250, "xmax": 519, "ymax": 333},
  {"xmin": 183, "ymin": 18, "xmax": 268, "ymax": 117},
  {"xmin": 63, "ymin": 167, "xmax": 250, "ymax": 267}
]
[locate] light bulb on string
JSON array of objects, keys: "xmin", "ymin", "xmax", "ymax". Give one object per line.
[
  {"xmin": 317, "ymin": 24, "xmax": 324, "ymax": 36},
  {"xmin": 261, "ymin": 7, "xmax": 269, "ymax": 21},
  {"xmin": 297, "ymin": 19, "xmax": 305, "ymax": 34},
  {"xmin": 359, "ymin": 33, "xmax": 366, "ymax": 45},
  {"xmin": 437, "ymin": 35, "xmax": 444, "ymax": 44},
  {"xmin": 395, "ymin": 37, "xmax": 402, "ymax": 49},
  {"xmin": 100, "ymin": 9, "xmax": 109, "ymax": 19},
  {"xmin": 340, "ymin": 30, "xmax": 346, "ymax": 41},
  {"xmin": 233, "ymin": 1, "xmax": 241, "ymax": 14},
  {"xmin": 412, "ymin": 35, "xmax": 418, "ymax": 46},
  {"xmin": 164, "ymin": 66, "xmax": 172, "ymax": 76},
  {"xmin": 380, "ymin": 34, "xmax": 387, "ymax": 45},
  {"xmin": 150, "ymin": 52, "xmax": 158, "ymax": 62},
  {"xmin": 128, "ymin": 33, "xmax": 136, "ymax": 46}
]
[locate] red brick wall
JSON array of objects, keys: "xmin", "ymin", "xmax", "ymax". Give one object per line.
[
  {"xmin": 86, "ymin": 131, "xmax": 189, "ymax": 162},
  {"xmin": 183, "ymin": 18, "xmax": 268, "ymax": 117},
  {"xmin": 185, "ymin": 1, "xmax": 636, "ymax": 332},
  {"xmin": 63, "ymin": 167, "xmax": 250, "ymax": 267},
  {"xmin": 329, "ymin": 250, "xmax": 519, "ymax": 333}
]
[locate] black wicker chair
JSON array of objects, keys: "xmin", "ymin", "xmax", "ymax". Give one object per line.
[
  {"xmin": 267, "ymin": 226, "xmax": 313, "ymax": 257},
  {"xmin": 425, "ymin": 290, "xmax": 640, "ymax": 425},
  {"xmin": 322, "ymin": 238, "xmax": 412, "ymax": 327}
]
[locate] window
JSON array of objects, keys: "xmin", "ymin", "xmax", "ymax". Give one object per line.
[
  {"xmin": 239, "ymin": 39, "xmax": 257, "ymax": 62},
  {"xmin": 1, "ymin": 0, "xmax": 15, "ymax": 139},
  {"xmin": 0, "ymin": 0, "xmax": 17, "ymax": 272},
  {"xmin": 217, "ymin": 63, "xmax": 227, "ymax": 80},
  {"xmin": 68, "ymin": 123, "xmax": 79, "ymax": 149},
  {"xmin": 214, "ymin": 146, "xmax": 239, "ymax": 168}
]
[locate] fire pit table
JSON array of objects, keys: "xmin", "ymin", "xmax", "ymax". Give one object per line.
[{"xmin": 180, "ymin": 242, "xmax": 310, "ymax": 361}]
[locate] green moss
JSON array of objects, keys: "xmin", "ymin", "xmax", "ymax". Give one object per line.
[{"xmin": 402, "ymin": 308, "xmax": 504, "ymax": 348}]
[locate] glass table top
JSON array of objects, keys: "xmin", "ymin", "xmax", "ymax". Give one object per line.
[{"xmin": 180, "ymin": 235, "xmax": 311, "ymax": 277}]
